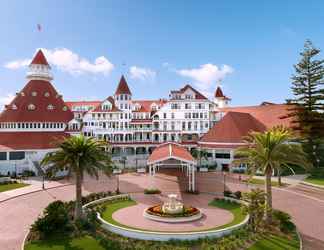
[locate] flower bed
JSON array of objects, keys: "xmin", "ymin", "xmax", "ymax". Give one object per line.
[{"xmin": 146, "ymin": 205, "xmax": 200, "ymax": 218}]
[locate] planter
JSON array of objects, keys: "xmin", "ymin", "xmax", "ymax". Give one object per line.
[
  {"xmin": 137, "ymin": 168, "xmax": 146, "ymax": 173},
  {"xmin": 113, "ymin": 169, "xmax": 122, "ymax": 174}
]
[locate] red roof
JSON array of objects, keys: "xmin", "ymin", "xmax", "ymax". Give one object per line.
[
  {"xmin": 65, "ymin": 101, "xmax": 101, "ymax": 110},
  {"xmin": 92, "ymin": 96, "xmax": 121, "ymax": 112},
  {"xmin": 30, "ymin": 50, "xmax": 49, "ymax": 66},
  {"xmin": 0, "ymin": 132, "xmax": 69, "ymax": 150},
  {"xmin": 0, "ymin": 80, "xmax": 73, "ymax": 122},
  {"xmin": 132, "ymin": 99, "xmax": 167, "ymax": 112},
  {"xmin": 171, "ymin": 84, "xmax": 208, "ymax": 100},
  {"xmin": 220, "ymin": 104, "xmax": 293, "ymax": 129},
  {"xmin": 215, "ymin": 86, "xmax": 224, "ymax": 97},
  {"xmin": 200, "ymin": 112, "xmax": 266, "ymax": 144},
  {"xmin": 115, "ymin": 75, "xmax": 131, "ymax": 95},
  {"xmin": 148, "ymin": 142, "xmax": 195, "ymax": 164}
]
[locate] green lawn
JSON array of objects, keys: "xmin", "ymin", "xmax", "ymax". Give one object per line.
[
  {"xmin": 305, "ymin": 177, "xmax": 324, "ymax": 186},
  {"xmin": 208, "ymin": 199, "xmax": 246, "ymax": 229},
  {"xmin": 244, "ymin": 178, "xmax": 284, "ymax": 187},
  {"xmin": 101, "ymin": 199, "xmax": 137, "ymax": 226},
  {"xmin": 0, "ymin": 182, "xmax": 29, "ymax": 192},
  {"xmin": 25, "ymin": 235, "xmax": 105, "ymax": 250},
  {"xmin": 248, "ymin": 233, "xmax": 300, "ymax": 250}
]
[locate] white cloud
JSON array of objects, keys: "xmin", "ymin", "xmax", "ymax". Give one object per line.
[
  {"xmin": 0, "ymin": 93, "xmax": 15, "ymax": 111},
  {"xmin": 4, "ymin": 48, "xmax": 114, "ymax": 76},
  {"xmin": 177, "ymin": 63, "xmax": 234, "ymax": 97},
  {"xmin": 129, "ymin": 66, "xmax": 156, "ymax": 80},
  {"xmin": 4, "ymin": 59, "xmax": 30, "ymax": 70}
]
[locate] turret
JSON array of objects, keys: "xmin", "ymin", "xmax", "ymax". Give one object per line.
[
  {"xmin": 214, "ymin": 86, "xmax": 231, "ymax": 108},
  {"xmin": 26, "ymin": 50, "xmax": 53, "ymax": 81}
]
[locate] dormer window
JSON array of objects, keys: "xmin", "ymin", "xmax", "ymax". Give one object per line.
[
  {"xmin": 12, "ymin": 104, "xmax": 17, "ymax": 110},
  {"xmin": 21, "ymin": 92, "xmax": 25, "ymax": 96},
  {"xmin": 62, "ymin": 106, "xmax": 68, "ymax": 111},
  {"xmin": 47, "ymin": 104, "xmax": 54, "ymax": 110},
  {"xmin": 44, "ymin": 92, "xmax": 50, "ymax": 97},
  {"xmin": 28, "ymin": 104, "xmax": 36, "ymax": 110}
]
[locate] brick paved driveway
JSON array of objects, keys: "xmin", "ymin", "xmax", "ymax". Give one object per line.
[{"xmin": 0, "ymin": 170, "xmax": 323, "ymax": 250}]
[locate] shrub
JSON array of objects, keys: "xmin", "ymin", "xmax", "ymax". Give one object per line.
[
  {"xmin": 144, "ymin": 188, "xmax": 161, "ymax": 194},
  {"xmin": 273, "ymin": 210, "xmax": 296, "ymax": 233},
  {"xmin": 234, "ymin": 191, "xmax": 242, "ymax": 200},
  {"xmin": 31, "ymin": 201, "xmax": 72, "ymax": 238},
  {"xmin": 223, "ymin": 190, "xmax": 232, "ymax": 197}
]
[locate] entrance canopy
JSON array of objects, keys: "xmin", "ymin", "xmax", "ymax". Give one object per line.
[
  {"xmin": 147, "ymin": 143, "xmax": 197, "ymax": 191},
  {"xmin": 147, "ymin": 142, "xmax": 195, "ymax": 165}
]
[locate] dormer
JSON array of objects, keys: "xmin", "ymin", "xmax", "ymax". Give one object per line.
[{"xmin": 101, "ymin": 99, "xmax": 113, "ymax": 111}]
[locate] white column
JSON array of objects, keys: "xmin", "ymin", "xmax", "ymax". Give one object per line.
[
  {"xmin": 192, "ymin": 165, "xmax": 195, "ymax": 192},
  {"xmin": 188, "ymin": 164, "xmax": 191, "ymax": 191}
]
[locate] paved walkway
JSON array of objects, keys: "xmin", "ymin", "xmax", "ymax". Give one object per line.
[
  {"xmin": 0, "ymin": 171, "xmax": 323, "ymax": 250},
  {"xmin": 113, "ymin": 193, "xmax": 233, "ymax": 232}
]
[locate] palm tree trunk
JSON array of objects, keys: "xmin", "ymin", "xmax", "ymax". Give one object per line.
[
  {"xmin": 278, "ymin": 170, "xmax": 282, "ymax": 187},
  {"xmin": 265, "ymin": 167, "xmax": 273, "ymax": 224},
  {"xmin": 74, "ymin": 171, "xmax": 83, "ymax": 220}
]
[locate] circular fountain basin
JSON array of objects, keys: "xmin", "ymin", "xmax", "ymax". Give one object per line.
[{"xmin": 143, "ymin": 207, "xmax": 203, "ymax": 223}]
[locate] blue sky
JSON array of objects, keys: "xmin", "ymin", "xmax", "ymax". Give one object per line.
[{"xmin": 0, "ymin": 0, "xmax": 324, "ymax": 108}]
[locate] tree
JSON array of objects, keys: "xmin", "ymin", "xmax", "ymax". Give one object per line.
[
  {"xmin": 242, "ymin": 189, "xmax": 265, "ymax": 232},
  {"xmin": 191, "ymin": 148, "xmax": 209, "ymax": 167},
  {"xmin": 287, "ymin": 40, "xmax": 324, "ymax": 167},
  {"xmin": 41, "ymin": 136, "xmax": 113, "ymax": 220},
  {"xmin": 234, "ymin": 126, "xmax": 311, "ymax": 223}
]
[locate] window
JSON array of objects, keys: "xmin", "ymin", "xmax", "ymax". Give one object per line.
[
  {"xmin": 171, "ymin": 121, "xmax": 175, "ymax": 130},
  {"xmin": 28, "ymin": 104, "xmax": 35, "ymax": 110},
  {"xmin": 31, "ymin": 91, "xmax": 37, "ymax": 97},
  {"xmin": 171, "ymin": 113, "xmax": 175, "ymax": 119},
  {"xmin": 215, "ymin": 153, "xmax": 231, "ymax": 159},
  {"xmin": 163, "ymin": 113, "xmax": 167, "ymax": 119},
  {"xmin": 185, "ymin": 103, "xmax": 191, "ymax": 109},
  {"xmin": 47, "ymin": 104, "xmax": 54, "ymax": 110},
  {"xmin": 9, "ymin": 151, "xmax": 25, "ymax": 160},
  {"xmin": 44, "ymin": 92, "xmax": 50, "ymax": 97},
  {"xmin": 0, "ymin": 152, "xmax": 6, "ymax": 161}
]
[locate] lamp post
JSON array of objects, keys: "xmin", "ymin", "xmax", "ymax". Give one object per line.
[{"xmin": 223, "ymin": 171, "xmax": 226, "ymax": 194}]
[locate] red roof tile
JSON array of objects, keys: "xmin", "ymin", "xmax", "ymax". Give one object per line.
[
  {"xmin": 0, "ymin": 80, "xmax": 73, "ymax": 122},
  {"xmin": 132, "ymin": 99, "xmax": 167, "ymax": 113},
  {"xmin": 200, "ymin": 112, "xmax": 266, "ymax": 144},
  {"xmin": 215, "ymin": 86, "xmax": 224, "ymax": 97},
  {"xmin": 148, "ymin": 142, "xmax": 195, "ymax": 164},
  {"xmin": 92, "ymin": 96, "xmax": 121, "ymax": 112},
  {"xmin": 115, "ymin": 75, "xmax": 131, "ymax": 95},
  {"xmin": 65, "ymin": 101, "xmax": 101, "ymax": 109},
  {"xmin": 220, "ymin": 104, "xmax": 293, "ymax": 129},
  {"xmin": 30, "ymin": 50, "xmax": 49, "ymax": 66},
  {"xmin": 0, "ymin": 132, "xmax": 69, "ymax": 150}
]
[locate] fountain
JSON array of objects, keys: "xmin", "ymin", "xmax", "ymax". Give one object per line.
[{"xmin": 143, "ymin": 194, "xmax": 202, "ymax": 223}]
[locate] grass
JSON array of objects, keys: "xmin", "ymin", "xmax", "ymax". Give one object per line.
[
  {"xmin": 243, "ymin": 178, "xmax": 284, "ymax": 187},
  {"xmin": 304, "ymin": 177, "xmax": 324, "ymax": 186},
  {"xmin": 25, "ymin": 235, "xmax": 106, "ymax": 250},
  {"xmin": 0, "ymin": 182, "xmax": 29, "ymax": 192},
  {"xmin": 100, "ymin": 199, "xmax": 137, "ymax": 227},
  {"xmin": 248, "ymin": 232, "xmax": 300, "ymax": 250},
  {"xmin": 208, "ymin": 199, "xmax": 246, "ymax": 229},
  {"xmin": 100, "ymin": 199, "xmax": 246, "ymax": 232}
]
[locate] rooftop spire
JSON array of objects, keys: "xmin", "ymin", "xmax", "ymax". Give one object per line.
[
  {"xmin": 215, "ymin": 86, "xmax": 225, "ymax": 98},
  {"xmin": 30, "ymin": 49, "xmax": 50, "ymax": 66},
  {"xmin": 115, "ymin": 75, "xmax": 132, "ymax": 95},
  {"xmin": 27, "ymin": 49, "xmax": 53, "ymax": 81}
]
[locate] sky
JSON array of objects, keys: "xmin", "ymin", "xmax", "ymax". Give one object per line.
[{"xmin": 0, "ymin": 0, "xmax": 324, "ymax": 109}]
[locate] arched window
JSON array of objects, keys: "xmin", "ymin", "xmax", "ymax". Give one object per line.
[
  {"xmin": 28, "ymin": 104, "xmax": 36, "ymax": 110},
  {"xmin": 47, "ymin": 104, "xmax": 54, "ymax": 110}
]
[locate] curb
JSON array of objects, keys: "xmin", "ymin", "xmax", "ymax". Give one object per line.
[
  {"xmin": 0, "ymin": 183, "xmax": 74, "ymax": 204},
  {"xmin": 301, "ymin": 181, "xmax": 324, "ymax": 190},
  {"xmin": 21, "ymin": 231, "xmax": 29, "ymax": 250},
  {"xmin": 296, "ymin": 227, "xmax": 303, "ymax": 250}
]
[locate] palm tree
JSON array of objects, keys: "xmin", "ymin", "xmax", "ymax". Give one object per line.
[
  {"xmin": 41, "ymin": 135, "xmax": 113, "ymax": 220},
  {"xmin": 191, "ymin": 148, "xmax": 209, "ymax": 167},
  {"xmin": 234, "ymin": 126, "xmax": 311, "ymax": 223}
]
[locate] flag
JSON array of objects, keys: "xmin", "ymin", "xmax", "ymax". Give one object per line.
[{"xmin": 37, "ymin": 24, "xmax": 42, "ymax": 32}]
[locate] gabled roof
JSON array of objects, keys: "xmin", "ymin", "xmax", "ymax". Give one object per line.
[
  {"xmin": 200, "ymin": 112, "xmax": 266, "ymax": 144},
  {"xmin": 0, "ymin": 80, "xmax": 73, "ymax": 122},
  {"xmin": 30, "ymin": 50, "xmax": 49, "ymax": 66},
  {"xmin": 220, "ymin": 104, "xmax": 292, "ymax": 129},
  {"xmin": 92, "ymin": 96, "xmax": 121, "ymax": 112},
  {"xmin": 115, "ymin": 75, "xmax": 131, "ymax": 95},
  {"xmin": 180, "ymin": 84, "xmax": 208, "ymax": 100},
  {"xmin": 0, "ymin": 132, "xmax": 69, "ymax": 150},
  {"xmin": 147, "ymin": 142, "xmax": 195, "ymax": 165}
]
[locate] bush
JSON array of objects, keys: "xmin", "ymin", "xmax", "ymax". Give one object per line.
[
  {"xmin": 144, "ymin": 188, "xmax": 161, "ymax": 194},
  {"xmin": 234, "ymin": 191, "xmax": 242, "ymax": 200},
  {"xmin": 31, "ymin": 201, "xmax": 72, "ymax": 238},
  {"xmin": 223, "ymin": 190, "xmax": 232, "ymax": 197},
  {"xmin": 273, "ymin": 210, "xmax": 296, "ymax": 233}
]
